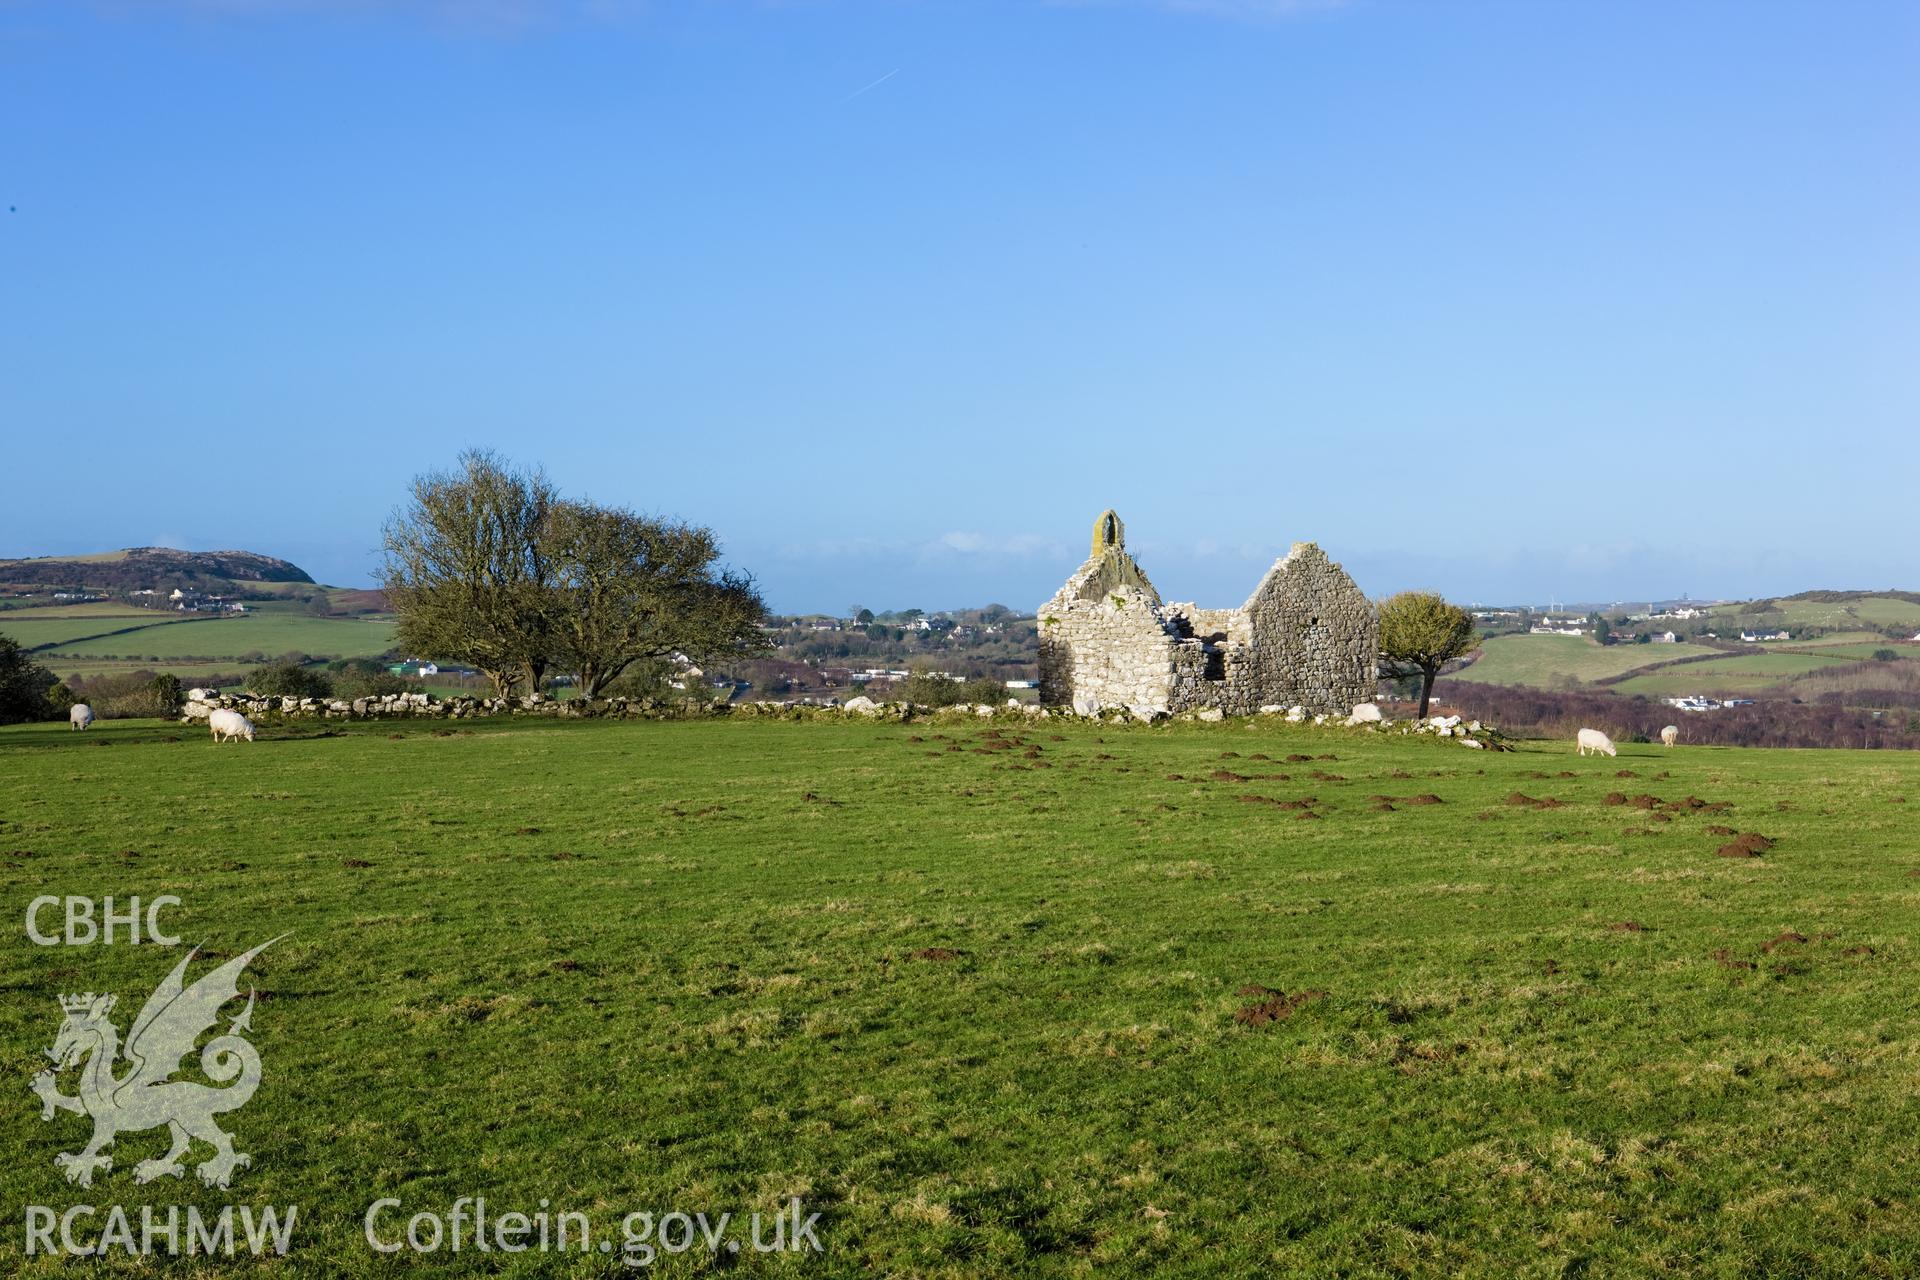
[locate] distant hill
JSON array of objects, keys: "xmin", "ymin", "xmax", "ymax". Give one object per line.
[{"xmin": 0, "ymin": 547, "xmax": 314, "ymax": 593}]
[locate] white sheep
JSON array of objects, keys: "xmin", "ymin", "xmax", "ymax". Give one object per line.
[
  {"xmin": 1576, "ymin": 727, "xmax": 1617, "ymax": 758},
  {"xmin": 69, "ymin": 703, "xmax": 94, "ymax": 731},
  {"xmin": 1660, "ymin": 725, "xmax": 1679, "ymax": 747},
  {"xmin": 208, "ymin": 708, "xmax": 256, "ymax": 744}
]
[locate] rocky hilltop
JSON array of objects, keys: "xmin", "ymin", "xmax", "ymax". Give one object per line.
[{"xmin": 0, "ymin": 547, "xmax": 315, "ymax": 591}]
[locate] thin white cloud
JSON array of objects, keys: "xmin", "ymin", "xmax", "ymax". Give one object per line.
[
  {"xmin": 930, "ymin": 531, "xmax": 1060, "ymax": 558},
  {"xmin": 765, "ymin": 531, "xmax": 1064, "ymax": 562}
]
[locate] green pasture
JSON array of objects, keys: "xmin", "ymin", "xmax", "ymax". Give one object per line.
[
  {"xmin": 38, "ymin": 614, "xmax": 395, "ymax": 662},
  {"xmin": 1774, "ymin": 642, "xmax": 1920, "ymax": 662},
  {"xmin": 1741, "ymin": 597, "xmax": 1920, "ymax": 631},
  {"xmin": 1611, "ymin": 652, "xmax": 1855, "ymax": 698},
  {"xmin": 1453, "ymin": 634, "xmax": 1715, "ymax": 687},
  {"xmin": 0, "ymin": 615, "xmax": 190, "ymax": 651},
  {"xmin": 0, "ymin": 602, "xmax": 153, "ymax": 617},
  {"xmin": 3, "ymin": 716, "xmax": 1917, "ymax": 1277}
]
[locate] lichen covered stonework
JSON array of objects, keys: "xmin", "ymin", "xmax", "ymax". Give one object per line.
[{"xmin": 1037, "ymin": 511, "xmax": 1377, "ymax": 715}]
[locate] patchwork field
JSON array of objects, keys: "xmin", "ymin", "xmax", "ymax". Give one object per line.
[
  {"xmin": 1609, "ymin": 652, "xmax": 1858, "ymax": 699},
  {"xmin": 0, "ymin": 615, "xmax": 196, "ymax": 650},
  {"xmin": 1758, "ymin": 597, "xmax": 1920, "ymax": 630},
  {"xmin": 1777, "ymin": 640, "xmax": 1920, "ymax": 662},
  {"xmin": 1459, "ymin": 628, "xmax": 1920, "ymax": 706},
  {"xmin": 1452, "ymin": 634, "xmax": 1715, "ymax": 687},
  {"xmin": 3, "ymin": 717, "xmax": 1917, "ymax": 1276},
  {"xmin": 0, "ymin": 604, "xmax": 397, "ymax": 687}
]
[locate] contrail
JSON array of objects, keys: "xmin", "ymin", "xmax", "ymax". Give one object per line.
[{"xmin": 841, "ymin": 69, "xmax": 898, "ymax": 103}]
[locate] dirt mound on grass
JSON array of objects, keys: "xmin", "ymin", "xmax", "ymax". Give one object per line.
[
  {"xmin": 1608, "ymin": 920, "xmax": 1646, "ymax": 932},
  {"xmin": 1712, "ymin": 948, "xmax": 1756, "ymax": 970},
  {"xmin": 1233, "ymin": 988, "xmax": 1327, "ymax": 1027},
  {"xmin": 1760, "ymin": 931, "xmax": 1807, "ymax": 953},
  {"xmin": 1717, "ymin": 833, "xmax": 1776, "ymax": 858},
  {"xmin": 1210, "ymin": 770, "xmax": 1248, "ymax": 782},
  {"xmin": 911, "ymin": 947, "xmax": 960, "ymax": 962},
  {"xmin": 1505, "ymin": 792, "xmax": 1563, "ymax": 809}
]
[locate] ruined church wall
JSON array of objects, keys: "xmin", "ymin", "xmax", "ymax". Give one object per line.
[
  {"xmin": 1240, "ymin": 544, "xmax": 1378, "ymax": 711},
  {"xmin": 1038, "ymin": 518, "xmax": 1378, "ymax": 716},
  {"xmin": 1037, "ymin": 586, "xmax": 1179, "ymax": 712}
]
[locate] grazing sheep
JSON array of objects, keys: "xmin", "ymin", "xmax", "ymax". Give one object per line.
[
  {"xmin": 208, "ymin": 708, "xmax": 256, "ymax": 744},
  {"xmin": 69, "ymin": 703, "xmax": 94, "ymax": 731},
  {"xmin": 1660, "ymin": 725, "xmax": 1680, "ymax": 747},
  {"xmin": 1576, "ymin": 727, "xmax": 1617, "ymax": 758}
]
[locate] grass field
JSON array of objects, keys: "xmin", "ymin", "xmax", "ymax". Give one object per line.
[
  {"xmin": 1757, "ymin": 598, "xmax": 1920, "ymax": 630},
  {"xmin": 1452, "ymin": 634, "xmax": 1715, "ymax": 687},
  {"xmin": 37, "ymin": 614, "xmax": 395, "ymax": 661},
  {"xmin": 0, "ymin": 602, "xmax": 158, "ymax": 620},
  {"xmin": 0, "ymin": 615, "xmax": 196, "ymax": 650},
  {"xmin": 1776, "ymin": 641, "xmax": 1920, "ymax": 662},
  {"xmin": 1778, "ymin": 631, "xmax": 1905, "ymax": 650},
  {"xmin": 3, "ymin": 716, "xmax": 1917, "ymax": 1276},
  {"xmin": 1610, "ymin": 652, "xmax": 1856, "ymax": 699},
  {"xmin": 2, "ymin": 604, "xmax": 398, "ymax": 692}
]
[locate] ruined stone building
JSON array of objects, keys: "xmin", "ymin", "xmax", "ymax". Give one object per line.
[{"xmin": 1037, "ymin": 510, "xmax": 1378, "ymax": 716}]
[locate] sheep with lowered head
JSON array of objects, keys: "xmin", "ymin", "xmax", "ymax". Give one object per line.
[
  {"xmin": 1576, "ymin": 727, "xmax": 1617, "ymax": 758},
  {"xmin": 69, "ymin": 703, "xmax": 94, "ymax": 731},
  {"xmin": 1660, "ymin": 725, "xmax": 1680, "ymax": 747},
  {"xmin": 208, "ymin": 708, "xmax": 256, "ymax": 744}
]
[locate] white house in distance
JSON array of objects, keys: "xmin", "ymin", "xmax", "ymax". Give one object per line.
[{"xmin": 1651, "ymin": 631, "xmax": 1678, "ymax": 643}]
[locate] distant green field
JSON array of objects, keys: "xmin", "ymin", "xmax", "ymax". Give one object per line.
[
  {"xmin": 0, "ymin": 601, "xmax": 158, "ymax": 620},
  {"xmin": 0, "ymin": 549, "xmax": 132, "ymax": 566},
  {"xmin": 40, "ymin": 658, "xmax": 253, "ymax": 682},
  {"xmin": 1776, "ymin": 642, "xmax": 1920, "ymax": 662},
  {"xmin": 3, "ymin": 716, "xmax": 1918, "ymax": 1276},
  {"xmin": 41, "ymin": 613, "xmax": 395, "ymax": 661},
  {"xmin": 1744, "ymin": 597, "xmax": 1920, "ymax": 630},
  {"xmin": 0, "ymin": 615, "xmax": 191, "ymax": 650},
  {"xmin": 1776, "ymin": 630, "xmax": 1897, "ymax": 649},
  {"xmin": 1612, "ymin": 651, "xmax": 1856, "ymax": 698},
  {"xmin": 1453, "ymin": 634, "xmax": 1715, "ymax": 687}
]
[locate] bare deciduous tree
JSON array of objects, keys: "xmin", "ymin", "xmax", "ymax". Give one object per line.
[
  {"xmin": 381, "ymin": 450, "xmax": 558, "ymax": 697},
  {"xmin": 545, "ymin": 502, "xmax": 768, "ymax": 698}
]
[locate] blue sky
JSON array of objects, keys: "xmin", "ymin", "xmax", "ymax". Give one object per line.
[{"xmin": 2, "ymin": 0, "xmax": 1914, "ymax": 613}]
